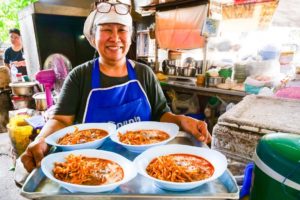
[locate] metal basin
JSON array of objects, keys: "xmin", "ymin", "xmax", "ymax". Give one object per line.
[
  {"xmin": 208, "ymin": 77, "xmax": 224, "ymax": 87},
  {"xmin": 9, "ymin": 82, "xmax": 36, "ymax": 96},
  {"xmin": 33, "ymin": 92, "xmax": 47, "ymax": 111},
  {"xmin": 11, "ymin": 96, "xmax": 32, "ymax": 109}
]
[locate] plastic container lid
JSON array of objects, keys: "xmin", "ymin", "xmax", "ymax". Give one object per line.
[
  {"xmin": 256, "ymin": 133, "xmax": 300, "ymax": 184},
  {"xmin": 11, "ymin": 95, "xmax": 30, "ymax": 101}
]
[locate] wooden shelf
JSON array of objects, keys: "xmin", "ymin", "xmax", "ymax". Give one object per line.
[{"xmin": 160, "ymin": 80, "xmax": 246, "ymax": 102}]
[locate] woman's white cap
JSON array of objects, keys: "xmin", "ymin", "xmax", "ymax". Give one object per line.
[{"xmin": 83, "ymin": 0, "xmax": 132, "ymax": 48}]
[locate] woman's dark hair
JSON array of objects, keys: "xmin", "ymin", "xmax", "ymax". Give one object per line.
[{"xmin": 9, "ymin": 28, "xmax": 21, "ymax": 36}]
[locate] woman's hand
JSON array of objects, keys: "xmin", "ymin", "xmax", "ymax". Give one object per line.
[
  {"xmin": 179, "ymin": 115, "xmax": 211, "ymax": 144},
  {"xmin": 20, "ymin": 137, "xmax": 50, "ymax": 173},
  {"xmin": 160, "ymin": 112, "xmax": 211, "ymax": 144},
  {"xmin": 20, "ymin": 116, "xmax": 74, "ymax": 173}
]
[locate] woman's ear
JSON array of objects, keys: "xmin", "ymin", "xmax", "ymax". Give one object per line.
[{"xmin": 91, "ymin": 37, "xmax": 96, "ymax": 49}]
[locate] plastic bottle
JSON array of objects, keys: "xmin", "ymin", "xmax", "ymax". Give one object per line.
[
  {"xmin": 10, "ymin": 63, "xmax": 18, "ymax": 83},
  {"xmin": 16, "ymin": 73, "xmax": 23, "ymax": 82}
]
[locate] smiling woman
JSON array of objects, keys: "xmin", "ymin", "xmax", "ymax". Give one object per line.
[{"xmin": 21, "ymin": 0, "xmax": 210, "ymax": 174}]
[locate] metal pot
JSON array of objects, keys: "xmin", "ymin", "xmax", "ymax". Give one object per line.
[
  {"xmin": 181, "ymin": 68, "xmax": 196, "ymax": 77},
  {"xmin": 11, "ymin": 96, "xmax": 32, "ymax": 109},
  {"xmin": 33, "ymin": 92, "xmax": 59, "ymax": 111},
  {"xmin": 208, "ymin": 77, "xmax": 224, "ymax": 87},
  {"xmin": 9, "ymin": 82, "xmax": 36, "ymax": 96},
  {"xmin": 33, "ymin": 92, "xmax": 47, "ymax": 111},
  {"xmin": 163, "ymin": 66, "xmax": 177, "ymax": 75}
]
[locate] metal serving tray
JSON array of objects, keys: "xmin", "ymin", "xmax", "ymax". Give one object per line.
[{"xmin": 21, "ymin": 132, "xmax": 239, "ymax": 200}]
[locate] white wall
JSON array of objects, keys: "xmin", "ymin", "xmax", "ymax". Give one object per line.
[{"xmin": 272, "ymin": 0, "xmax": 300, "ymax": 28}]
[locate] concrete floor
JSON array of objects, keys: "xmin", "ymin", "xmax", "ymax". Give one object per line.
[{"xmin": 0, "ymin": 133, "xmax": 27, "ymax": 200}]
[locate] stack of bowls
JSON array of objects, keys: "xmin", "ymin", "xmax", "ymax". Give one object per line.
[{"xmin": 9, "ymin": 82, "xmax": 36, "ymax": 109}]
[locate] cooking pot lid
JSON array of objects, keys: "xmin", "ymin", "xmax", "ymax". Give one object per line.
[{"xmin": 9, "ymin": 81, "xmax": 37, "ymax": 87}]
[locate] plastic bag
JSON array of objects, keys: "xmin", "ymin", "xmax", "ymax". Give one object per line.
[{"xmin": 167, "ymin": 90, "xmax": 200, "ymax": 114}]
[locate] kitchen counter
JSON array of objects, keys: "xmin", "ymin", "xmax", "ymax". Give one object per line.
[{"xmin": 160, "ymin": 77, "xmax": 247, "ymax": 102}]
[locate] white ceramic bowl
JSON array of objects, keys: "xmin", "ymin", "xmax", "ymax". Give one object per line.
[
  {"xmin": 41, "ymin": 149, "xmax": 137, "ymax": 193},
  {"xmin": 45, "ymin": 123, "xmax": 116, "ymax": 151},
  {"xmin": 110, "ymin": 121, "xmax": 179, "ymax": 153},
  {"xmin": 133, "ymin": 144, "xmax": 227, "ymax": 191}
]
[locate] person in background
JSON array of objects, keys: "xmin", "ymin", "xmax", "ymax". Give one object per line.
[
  {"xmin": 21, "ymin": 0, "xmax": 211, "ymax": 173},
  {"xmin": 4, "ymin": 28, "xmax": 27, "ymax": 75}
]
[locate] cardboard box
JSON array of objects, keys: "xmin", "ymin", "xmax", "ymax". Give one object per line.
[{"xmin": 210, "ymin": 0, "xmax": 279, "ymax": 31}]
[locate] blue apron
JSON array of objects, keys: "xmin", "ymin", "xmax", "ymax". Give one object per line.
[{"xmin": 83, "ymin": 58, "xmax": 151, "ymax": 128}]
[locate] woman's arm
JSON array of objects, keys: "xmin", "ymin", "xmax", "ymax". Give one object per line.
[
  {"xmin": 35, "ymin": 115, "xmax": 74, "ymax": 139},
  {"xmin": 21, "ymin": 115, "xmax": 74, "ymax": 172},
  {"xmin": 160, "ymin": 112, "xmax": 211, "ymax": 144}
]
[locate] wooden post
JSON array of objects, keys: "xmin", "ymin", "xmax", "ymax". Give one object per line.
[
  {"xmin": 155, "ymin": 40, "xmax": 159, "ymax": 72},
  {"xmin": 202, "ymin": 36, "xmax": 208, "ymax": 74}
]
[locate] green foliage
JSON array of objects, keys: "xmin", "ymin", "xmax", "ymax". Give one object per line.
[{"xmin": 0, "ymin": 0, "xmax": 38, "ymax": 43}]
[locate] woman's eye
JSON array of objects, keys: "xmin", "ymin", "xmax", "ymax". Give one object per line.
[
  {"xmin": 119, "ymin": 29, "xmax": 128, "ymax": 33},
  {"xmin": 101, "ymin": 29, "xmax": 112, "ymax": 33}
]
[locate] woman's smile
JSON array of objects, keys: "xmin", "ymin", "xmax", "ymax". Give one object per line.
[{"xmin": 106, "ymin": 45, "xmax": 124, "ymax": 51}]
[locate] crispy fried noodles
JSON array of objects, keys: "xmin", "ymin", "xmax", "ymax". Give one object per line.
[
  {"xmin": 146, "ymin": 154, "xmax": 214, "ymax": 182},
  {"xmin": 53, "ymin": 154, "xmax": 123, "ymax": 185},
  {"xmin": 118, "ymin": 129, "xmax": 170, "ymax": 145},
  {"xmin": 57, "ymin": 127, "xmax": 108, "ymax": 145}
]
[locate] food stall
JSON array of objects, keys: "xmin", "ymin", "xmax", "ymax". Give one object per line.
[{"xmin": 1, "ymin": 0, "xmax": 300, "ymax": 200}]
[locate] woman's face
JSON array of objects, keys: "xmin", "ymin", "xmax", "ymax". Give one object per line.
[
  {"xmin": 9, "ymin": 33, "xmax": 21, "ymax": 47},
  {"xmin": 95, "ymin": 23, "xmax": 132, "ymax": 64}
]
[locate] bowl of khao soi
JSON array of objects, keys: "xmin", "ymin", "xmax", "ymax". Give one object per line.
[
  {"xmin": 110, "ymin": 121, "xmax": 179, "ymax": 153},
  {"xmin": 41, "ymin": 149, "xmax": 137, "ymax": 193},
  {"xmin": 45, "ymin": 123, "xmax": 116, "ymax": 151},
  {"xmin": 133, "ymin": 144, "xmax": 227, "ymax": 191}
]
